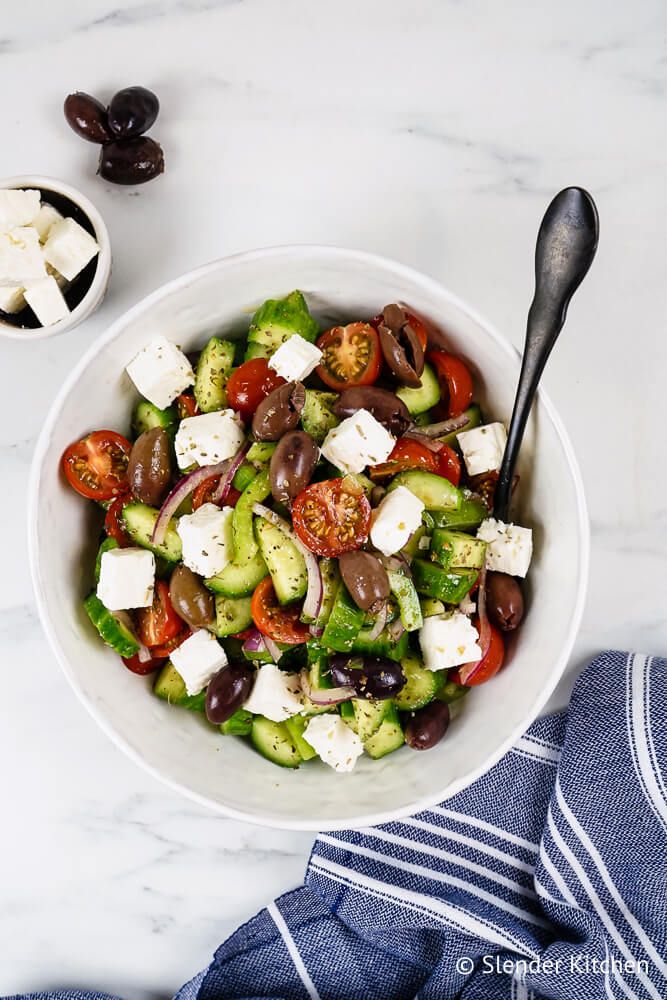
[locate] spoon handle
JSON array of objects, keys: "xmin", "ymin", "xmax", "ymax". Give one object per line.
[{"xmin": 494, "ymin": 187, "xmax": 599, "ymax": 522}]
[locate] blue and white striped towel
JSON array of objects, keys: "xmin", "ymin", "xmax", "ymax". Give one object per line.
[{"xmin": 8, "ymin": 651, "xmax": 667, "ymax": 1000}]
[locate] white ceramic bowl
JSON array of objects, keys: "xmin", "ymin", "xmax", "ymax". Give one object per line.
[
  {"xmin": 0, "ymin": 175, "xmax": 111, "ymax": 340},
  {"xmin": 29, "ymin": 246, "xmax": 588, "ymax": 830}
]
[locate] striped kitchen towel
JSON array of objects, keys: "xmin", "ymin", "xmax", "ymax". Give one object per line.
[{"xmin": 7, "ymin": 652, "xmax": 667, "ymax": 1000}]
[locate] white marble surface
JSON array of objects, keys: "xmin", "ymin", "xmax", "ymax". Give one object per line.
[{"xmin": 1, "ymin": 0, "xmax": 666, "ymax": 995}]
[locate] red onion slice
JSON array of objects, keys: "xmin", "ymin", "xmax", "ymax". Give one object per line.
[
  {"xmin": 458, "ymin": 564, "xmax": 489, "ymax": 685},
  {"xmin": 403, "ymin": 430, "xmax": 446, "ymax": 452},
  {"xmin": 364, "ymin": 601, "xmax": 388, "ymax": 642},
  {"xmin": 387, "ymin": 616, "xmax": 405, "ymax": 643},
  {"xmin": 151, "ymin": 459, "xmax": 232, "ymax": 546},
  {"xmin": 252, "ymin": 502, "xmax": 323, "ymax": 620},
  {"xmin": 213, "ymin": 442, "xmax": 250, "ymax": 503},
  {"xmin": 309, "ymin": 624, "xmax": 324, "ymax": 638},
  {"xmin": 414, "ymin": 413, "xmax": 470, "ymax": 439},
  {"xmin": 300, "ymin": 669, "xmax": 354, "ymax": 706},
  {"xmin": 263, "ymin": 634, "xmax": 283, "ymax": 664},
  {"xmin": 242, "ymin": 628, "xmax": 267, "ymax": 654}
]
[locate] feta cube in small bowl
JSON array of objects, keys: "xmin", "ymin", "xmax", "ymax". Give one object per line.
[{"xmin": 0, "ymin": 175, "xmax": 111, "ymax": 340}]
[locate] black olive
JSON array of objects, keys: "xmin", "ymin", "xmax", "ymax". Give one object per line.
[
  {"xmin": 127, "ymin": 427, "xmax": 172, "ymax": 505},
  {"xmin": 64, "ymin": 92, "xmax": 112, "ymax": 143},
  {"xmin": 333, "ymin": 386, "xmax": 412, "ymax": 436},
  {"xmin": 98, "ymin": 137, "xmax": 165, "ymax": 185},
  {"xmin": 107, "ymin": 86, "xmax": 160, "ymax": 138},
  {"xmin": 205, "ymin": 663, "xmax": 254, "ymax": 724},
  {"xmin": 269, "ymin": 431, "xmax": 319, "ymax": 503},
  {"xmin": 169, "ymin": 565, "xmax": 215, "ymax": 629},
  {"xmin": 330, "ymin": 655, "xmax": 405, "ymax": 699},
  {"xmin": 378, "ymin": 303, "xmax": 425, "ymax": 388},
  {"xmin": 338, "ymin": 551, "xmax": 390, "ymax": 612},
  {"xmin": 404, "ymin": 701, "xmax": 450, "ymax": 750},
  {"xmin": 252, "ymin": 382, "xmax": 306, "ymax": 441},
  {"xmin": 486, "ymin": 573, "xmax": 524, "ymax": 631}
]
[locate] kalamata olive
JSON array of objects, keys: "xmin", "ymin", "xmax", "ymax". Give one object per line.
[
  {"xmin": 64, "ymin": 92, "xmax": 112, "ymax": 143},
  {"xmin": 169, "ymin": 565, "xmax": 215, "ymax": 629},
  {"xmin": 98, "ymin": 136, "xmax": 165, "ymax": 185},
  {"xmin": 128, "ymin": 427, "xmax": 172, "ymax": 505},
  {"xmin": 330, "ymin": 655, "xmax": 405, "ymax": 700},
  {"xmin": 205, "ymin": 663, "xmax": 254, "ymax": 724},
  {"xmin": 486, "ymin": 572, "xmax": 524, "ymax": 631},
  {"xmin": 252, "ymin": 381, "xmax": 306, "ymax": 441},
  {"xmin": 378, "ymin": 303, "xmax": 425, "ymax": 388},
  {"xmin": 107, "ymin": 86, "xmax": 160, "ymax": 138},
  {"xmin": 338, "ymin": 551, "xmax": 390, "ymax": 612},
  {"xmin": 333, "ymin": 386, "xmax": 412, "ymax": 436},
  {"xmin": 405, "ymin": 701, "xmax": 450, "ymax": 750},
  {"xmin": 269, "ymin": 430, "xmax": 319, "ymax": 503}
]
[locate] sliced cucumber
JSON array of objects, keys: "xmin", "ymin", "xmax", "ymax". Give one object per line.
[
  {"xmin": 401, "ymin": 524, "xmax": 427, "ymax": 559},
  {"xmin": 422, "ymin": 498, "xmax": 488, "ymax": 532},
  {"xmin": 438, "ymin": 676, "xmax": 469, "ymax": 704},
  {"xmin": 301, "ymin": 389, "xmax": 340, "ymax": 443},
  {"xmin": 122, "ymin": 502, "xmax": 182, "ymax": 563},
  {"xmin": 194, "ymin": 337, "xmax": 235, "ymax": 412},
  {"xmin": 352, "ymin": 699, "xmax": 391, "ymax": 742},
  {"xmin": 440, "ymin": 403, "xmax": 482, "ymax": 448},
  {"xmin": 411, "ymin": 559, "xmax": 478, "ymax": 604},
  {"xmin": 301, "ymin": 557, "xmax": 339, "ymax": 626},
  {"xmin": 363, "ymin": 703, "xmax": 405, "ymax": 759},
  {"xmin": 247, "ymin": 441, "xmax": 277, "ymax": 466},
  {"xmin": 387, "ymin": 570, "xmax": 423, "ymax": 632},
  {"xmin": 285, "ymin": 715, "xmax": 318, "ymax": 761},
  {"xmin": 251, "ymin": 716, "xmax": 303, "ymax": 768},
  {"xmin": 205, "ymin": 471, "xmax": 271, "ymax": 596},
  {"xmin": 396, "ymin": 363, "xmax": 440, "ymax": 415},
  {"xmin": 339, "ymin": 700, "xmax": 356, "ymax": 729},
  {"xmin": 255, "ymin": 517, "xmax": 307, "ymax": 605},
  {"xmin": 220, "ymin": 708, "xmax": 253, "ymax": 735},
  {"xmin": 321, "ymin": 584, "xmax": 366, "ymax": 653},
  {"xmin": 387, "ymin": 470, "xmax": 461, "ymax": 511},
  {"xmin": 420, "ymin": 596, "xmax": 446, "ymax": 617},
  {"xmin": 301, "ymin": 648, "xmax": 335, "ymax": 716},
  {"xmin": 246, "ymin": 290, "xmax": 319, "ymax": 361},
  {"xmin": 431, "ymin": 529, "xmax": 487, "ymax": 570},
  {"xmin": 83, "ymin": 593, "xmax": 140, "ymax": 658},
  {"xmin": 395, "ymin": 653, "xmax": 439, "ymax": 710},
  {"xmin": 132, "ymin": 400, "xmax": 177, "ymax": 438},
  {"xmin": 94, "ymin": 537, "xmax": 118, "ymax": 583},
  {"xmin": 213, "ymin": 595, "xmax": 253, "ymax": 636},
  {"xmin": 206, "ymin": 550, "xmax": 268, "ymax": 598},
  {"xmin": 350, "ymin": 626, "xmax": 409, "ymax": 662},
  {"xmin": 232, "ymin": 461, "xmax": 257, "ymax": 493},
  {"xmin": 153, "ymin": 661, "xmax": 207, "ymax": 711}
]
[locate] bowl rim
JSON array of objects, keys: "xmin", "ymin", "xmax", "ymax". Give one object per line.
[
  {"xmin": 28, "ymin": 244, "xmax": 589, "ymax": 830},
  {"xmin": 0, "ymin": 174, "xmax": 111, "ymax": 341}
]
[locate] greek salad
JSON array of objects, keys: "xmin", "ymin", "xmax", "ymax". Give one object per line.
[{"xmin": 61, "ymin": 291, "xmax": 533, "ymax": 772}]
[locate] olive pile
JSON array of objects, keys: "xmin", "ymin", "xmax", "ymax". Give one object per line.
[{"xmin": 64, "ymin": 87, "xmax": 164, "ymax": 185}]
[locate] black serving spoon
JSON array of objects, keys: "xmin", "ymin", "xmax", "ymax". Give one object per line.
[{"xmin": 494, "ymin": 187, "xmax": 599, "ymax": 521}]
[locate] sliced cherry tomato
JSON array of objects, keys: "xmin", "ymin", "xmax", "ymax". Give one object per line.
[
  {"xmin": 135, "ymin": 580, "xmax": 185, "ymax": 648},
  {"xmin": 104, "ymin": 497, "xmax": 131, "ymax": 546},
  {"xmin": 231, "ymin": 627, "xmax": 256, "ymax": 641},
  {"xmin": 226, "ymin": 359, "xmax": 285, "ymax": 423},
  {"xmin": 369, "ymin": 438, "xmax": 437, "ymax": 479},
  {"xmin": 192, "ymin": 474, "xmax": 241, "ymax": 510},
  {"xmin": 427, "ymin": 350, "xmax": 474, "ymax": 418},
  {"xmin": 250, "ymin": 577, "xmax": 310, "ymax": 644},
  {"xmin": 434, "ymin": 443, "xmax": 461, "ymax": 486},
  {"xmin": 316, "ymin": 322, "xmax": 382, "ymax": 391},
  {"xmin": 121, "ymin": 652, "xmax": 166, "ymax": 675},
  {"xmin": 62, "ymin": 430, "xmax": 132, "ymax": 501},
  {"xmin": 468, "ymin": 470, "xmax": 498, "ymax": 509},
  {"xmin": 292, "ymin": 478, "xmax": 371, "ymax": 557},
  {"xmin": 150, "ymin": 629, "xmax": 191, "ymax": 659},
  {"xmin": 452, "ymin": 619, "xmax": 505, "ymax": 686},
  {"xmin": 176, "ymin": 393, "xmax": 199, "ymax": 419}
]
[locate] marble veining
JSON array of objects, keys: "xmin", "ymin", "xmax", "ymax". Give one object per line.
[{"xmin": 1, "ymin": 0, "xmax": 666, "ymax": 996}]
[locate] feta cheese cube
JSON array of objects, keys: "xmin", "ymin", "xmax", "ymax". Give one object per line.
[
  {"xmin": 126, "ymin": 335, "xmax": 194, "ymax": 410},
  {"xmin": 419, "ymin": 611, "xmax": 482, "ymax": 671},
  {"xmin": 0, "ymin": 227, "xmax": 47, "ymax": 287},
  {"xmin": 477, "ymin": 518, "xmax": 533, "ymax": 577},
  {"xmin": 303, "ymin": 715, "xmax": 364, "ymax": 773},
  {"xmin": 174, "ymin": 409, "xmax": 245, "ymax": 470},
  {"xmin": 320, "ymin": 409, "xmax": 395, "ymax": 474},
  {"xmin": 42, "ymin": 217, "xmax": 99, "ymax": 282},
  {"xmin": 23, "ymin": 275, "xmax": 70, "ymax": 326},
  {"xmin": 46, "ymin": 262, "xmax": 69, "ymax": 290},
  {"xmin": 0, "ymin": 284, "xmax": 25, "ymax": 313},
  {"xmin": 0, "ymin": 188, "xmax": 41, "ymax": 227},
  {"xmin": 32, "ymin": 202, "xmax": 64, "ymax": 242},
  {"xmin": 176, "ymin": 502, "xmax": 234, "ymax": 577},
  {"xmin": 457, "ymin": 422, "xmax": 507, "ymax": 477},
  {"xmin": 96, "ymin": 547, "xmax": 155, "ymax": 611},
  {"xmin": 171, "ymin": 629, "xmax": 228, "ymax": 696},
  {"xmin": 243, "ymin": 664, "xmax": 303, "ymax": 722},
  {"xmin": 370, "ymin": 485, "xmax": 425, "ymax": 556},
  {"xmin": 268, "ymin": 334, "xmax": 322, "ymax": 381}
]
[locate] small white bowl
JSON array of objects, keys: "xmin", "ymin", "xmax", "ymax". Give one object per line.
[
  {"xmin": 0, "ymin": 174, "xmax": 111, "ymax": 341},
  {"xmin": 29, "ymin": 246, "xmax": 589, "ymax": 830}
]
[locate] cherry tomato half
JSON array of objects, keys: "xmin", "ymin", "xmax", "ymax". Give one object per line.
[
  {"xmin": 62, "ymin": 430, "xmax": 132, "ymax": 501},
  {"xmin": 468, "ymin": 470, "xmax": 498, "ymax": 509},
  {"xmin": 427, "ymin": 350, "xmax": 474, "ymax": 418},
  {"xmin": 192, "ymin": 474, "xmax": 241, "ymax": 510},
  {"xmin": 369, "ymin": 438, "xmax": 437, "ymax": 480},
  {"xmin": 452, "ymin": 618, "xmax": 505, "ymax": 686},
  {"xmin": 250, "ymin": 576, "xmax": 310, "ymax": 644},
  {"xmin": 226, "ymin": 359, "xmax": 285, "ymax": 423},
  {"xmin": 135, "ymin": 580, "xmax": 185, "ymax": 648},
  {"xmin": 176, "ymin": 393, "xmax": 199, "ymax": 419},
  {"xmin": 104, "ymin": 497, "xmax": 131, "ymax": 546},
  {"xmin": 316, "ymin": 322, "xmax": 382, "ymax": 391},
  {"xmin": 292, "ymin": 478, "xmax": 371, "ymax": 557},
  {"xmin": 150, "ymin": 629, "xmax": 192, "ymax": 659},
  {"xmin": 434, "ymin": 443, "xmax": 461, "ymax": 487},
  {"xmin": 122, "ymin": 652, "xmax": 166, "ymax": 675}
]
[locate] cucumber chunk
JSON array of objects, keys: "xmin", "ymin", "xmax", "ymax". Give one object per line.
[
  {"xmin": 430, "ymin": 529, "xmax": 487, "ymax": 570},
  {"xmin": 439, "ymin": 403, "xmax": 482, "ymax": 447},
  {"xmin": 422, "ymin": 498, "xmax": 488, "ymax": 532},
  {"xmin": 206, "ymin": 550, "xmax": 268, "ymax": 598},
  {"xmin": 122, "ymin": 502, "xmax": 182, "ymax": 563},
  {"xmin": 387, "ymin": 470, "xmax": 461, "ymax": 511},
  {"xmin": 194, "ymin": 337, "xmax": 235, "ymax": 412},
  {"xmin": 255, "ymin": 517, "xmax": 307, "ymax": 605},
  {"xmin": 322, "ymin": 584, "xmax": 366, "ymax": 653},
  {"xmin": 83, "ymin": 593, "xmax": 140, "ymax": 658},
  {"xmin": 395, "ymin": 653, "xmax": 439, "ymax": 710},
  {"xmin": 213, "ymin": 595, "xmax": 253, "ymax": 636},
  {"xmin": 395, "ymin": 363, "xmax": 440, "ymax": 415},
  {"xmin": 301, "ymin": 390, "xmax": 340, "ymax": 443},
  {"xmin": 232, "ymin": 461, "xmax": 258, "ymax": 493},
  {"xmin": 363, "ymin": 703, "xmax": 405, "ymax": 759},
  {"xmin": 247, "ymin": 441, "xmax": 277, "ymax": 466},
  {"xmin": 94, "ymin": 537, "xmax": 118, "ymax": 583},
  {"xmin": 251, "ymin": 716, "xmax": 303, "ymax": 768},
  {"xmin": 387, "ymin": 570, "xmax": 423, "ymax": 631},
  {"xmin": 132, "ymin": 400, "xmax": 177, "ymax": 438},
  {"xmin": 411, "ymin": 559, "xmax": 478, "ymax": 604},
  {"xmin": 420, "ymin": 596, "xmax": 446, "ymax": 617},
  {"xmin": 438, "ymin": 678, "xmax": 469, "ymax": 704},
  {"xmin": 352, "ymin": 699, "xmax": 391, "ymax": 742},
  {"xmin": 285, "ymin": 715, "xmax": 318, "ymax": 761},
  {"xmin": 245, "ymin": 290, "xmax": 319, "ymax": 360},
  {"xmin": 153, "ymin": 662, "xmax": 207, "ymax": 711},
  {"xmin": 205, "ymin": 471, "xmax": 271, "ymax": 596},
  {"xmin": 350, "ymin": 626, "xmax": 409, "ymax": 662},
  {"xmin": 220, "ymin": 708, "xmax": 253, "ymax": 736}
]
